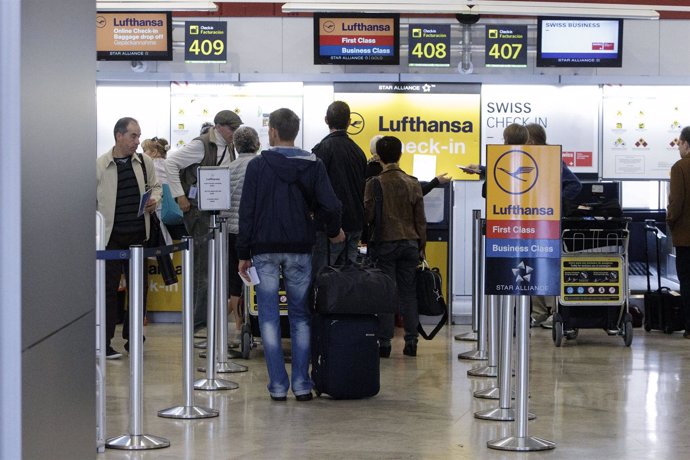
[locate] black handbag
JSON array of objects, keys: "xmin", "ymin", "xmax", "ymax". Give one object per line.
[
  {"xmin": 415, "ymin": 261, "xmax": 448, "ymax": 340},
  {"xmin": 313, "ymin": 262, "xmax": 398, "ymax": 315},
  {"xmin": 139, "ymin": 154, "xmax": 178, "ymax": 286}
]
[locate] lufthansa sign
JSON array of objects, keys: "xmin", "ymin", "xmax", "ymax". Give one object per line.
[{"xmin": 484, "ymin": 144, "xmax": 562, "ymax": 296}]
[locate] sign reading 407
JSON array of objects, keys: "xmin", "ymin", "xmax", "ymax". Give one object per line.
[
  {"xmin": 485, "ymin": 25, "xmax": 527, "ymax": 68},
  {"xmin": 185, "ymin": 21, "xmax": 227, "ymax": 63}
]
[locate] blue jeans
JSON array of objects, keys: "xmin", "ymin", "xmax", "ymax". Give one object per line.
[{"xmin": 253, "ymin": 252, "xmax": 313, "ymax": 397}]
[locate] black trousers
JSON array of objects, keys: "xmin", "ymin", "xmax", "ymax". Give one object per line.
[
  {"xmin": 675, "ymin": 246, "xmax": 690, "ymax": 331},
  {"xmin": 105, "ymin": 230, "xmax": 147, "ymax": 347}
]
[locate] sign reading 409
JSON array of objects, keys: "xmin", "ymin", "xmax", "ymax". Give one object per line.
[{"xmin": 185, "ymin": 21, "xmax": 227, "ymax": 63}]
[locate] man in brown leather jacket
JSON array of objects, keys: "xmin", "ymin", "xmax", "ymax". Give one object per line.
[
  {"xmin": 667, "ymin": 126, "xmax": 690, "ymax": 339},
  {"xmin": 364, "ymin": 136, "xmax": 427, "ymax": 357}
]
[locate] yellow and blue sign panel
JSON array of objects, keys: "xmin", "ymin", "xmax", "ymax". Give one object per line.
[{"xmin": 485, "ymin": 144, "xmax": 562, "ymax": 295}]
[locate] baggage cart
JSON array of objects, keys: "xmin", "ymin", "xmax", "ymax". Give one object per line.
[{"xmin": 554, "ymin": 217, "xmax": 633, "ymax": 347}]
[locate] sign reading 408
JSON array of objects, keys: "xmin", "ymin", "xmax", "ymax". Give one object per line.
[{"xmin": 185, "ymin": 21, "xmax": 227, "ymax": 63}]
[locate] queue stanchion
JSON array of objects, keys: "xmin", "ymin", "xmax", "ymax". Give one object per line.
[
  {"xmin": 475, "ymin": 296, "xmax": 535, "ymax": 420},
  {"xmin": 458, "ymin": 218, "xmax": 487, "ymax": 360},
  {"xmin": 159, "ymin": 237, "xmax": 218, "ymax": 419},
  {"xmin": 456, "ymin": 209, "xmax": 482, "ymax": 342},
  {"xmin": 488, "ymin": 295, "xmax": 553, "ymax": 451},
  {"xmin": 468, "ymin": 294, "xmax": 498, "ymax": 377},
  {"xmin": 95, "ymin": 212, "xmax": 106, "ymax": 453},
  {"xmin": 195, "ymin": 214, "xmax": 238, "ymax": 391},
  {"xmin": 106, "ymin": 245, "xmax": 170, "ymax": 451},
  {"xmin": 201, "ymin": 218, "xmax": 247, "ymax": 374}
]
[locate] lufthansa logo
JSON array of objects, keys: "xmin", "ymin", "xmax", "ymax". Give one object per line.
[
  {"xmin": 322, "ymin": 20, "xmax": 336, "ymax": 33},
  {"xmin": 493, "ymin": 149, "xmax": 538, "ymax": 195},
  {"xmin": 348, "ymin": 112, "xmax": 365, "ymax": 136}
]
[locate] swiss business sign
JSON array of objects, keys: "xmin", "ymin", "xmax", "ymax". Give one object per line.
[
  {"xmin": 314, "ymin": 13, "xmax": 400, "ymax": 65},
  {"xmin": 484, "ymin": 145, "xmax": 562, "ymax": 296}
]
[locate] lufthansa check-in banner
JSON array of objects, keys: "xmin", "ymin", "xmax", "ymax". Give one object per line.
[
  {"xmin": 485, "ymin": 145, "xmax": 561, "ymax": 296},
  {"xmin": 334, "ymin": 83, "xmax": 480, "ymax": 181}
]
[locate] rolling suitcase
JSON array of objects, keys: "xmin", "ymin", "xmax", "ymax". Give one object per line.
[
  {"xmin": 311, "ymin": 313, "xmax": 379, "ymax": 399},
  {"xmin": 643, "ymin": 222, "xmax": 684, "ymax": 334}
]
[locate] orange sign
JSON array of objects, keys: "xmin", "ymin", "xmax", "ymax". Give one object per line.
[{"xmin": 96, "ymin": 12, "xmax": 172, "ymax": 61}]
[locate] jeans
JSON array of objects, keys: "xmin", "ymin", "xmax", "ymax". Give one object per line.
[
  {"xmin": 253, "ymin": 252, "xmax": 313, "ymax": 397},
  {"xmin": 182, "ymin": 206, "xmax": 211, "ymax": 329},
  {"xmin": 675, "ymin": 246, "xmax": 690, "ymax": 331},
  {"xmin": 374, "ymin": 240, "xmax": 420, "ymax": 344},
  {"xmin": 312, "ymin": 230, "xmax": 361, "ymax": 277}
]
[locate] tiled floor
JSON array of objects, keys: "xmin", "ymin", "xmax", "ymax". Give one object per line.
[{"xmin": 101, "ymin": 318, "xmax": 690, "ymax": 459}]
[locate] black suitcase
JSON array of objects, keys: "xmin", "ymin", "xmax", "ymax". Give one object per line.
[
  {"xmin": 311, "ymin": 313, "xmax": 379, "ymax": 399},
  {"xmin": 643, "ymin": 222, "xmax": 685, "ymax": 334}
]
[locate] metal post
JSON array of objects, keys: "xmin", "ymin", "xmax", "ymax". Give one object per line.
[
  {"xmin": 468, "ymin": 294, "xmax": 498, "ymax": 377},
  {"xmin": 106, "ymin": 245, "xmax": 170, "ymax": 450},
  {"xmin": 458, "ymin": 293, "xmax": 488, "ymax": 361},
  {"xmin": 159, "ymin": 237, "xmax": 218, "ymax": 419},
  {"xmin": 488, "ymin": 296, "xmax": 554, "ymax": 451},
  {"xmin": 475, "ymin": 296, "xmax": 534, "ymax": 420},
  {"xmin": 195, "ymin": 214, "xmax": 238, "ymax": 390},
  {"xmin": 95, "ymin": 212, "xmax": 106, "ymax": 453},
  {"xmin": 207, "ymin": 218, "xmax": 247, "ymax": 374},
  {"xmin": 457, "ymin": 209, "xmax": 482, "ymax": 341}
]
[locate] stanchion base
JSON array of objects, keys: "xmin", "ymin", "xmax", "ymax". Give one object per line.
[
  {"xmin": 194, "ymin": 340, "xmax": 207, "ymax": 349},
  {"xmin": 455, "ymin": 332, "xmax": 477, "ymax": 342},
  {"xmin": 475, "ymin": 407, "xmax": 515, "ymax": 421},
  {"xmin": 216, "ymin": 361, "xmax": 248, "ymax": 373},
  {"xmin": 106, "ymin": 434, "xmax": 170, "ymax": 450},
  {"xmin": 454, "ymin": 332, "xmax": 477, "ymax": 342},
  {"xmin": 194, "ymin": 378, "xmax": 239, "ymax": 391},
  {"xmin": 473, "ymin": 386, "xmax": 499, "ymax": 399},
  {"xmin": 467, "ymin": 366, "xmax": 498, "ymax": 377},
  {"xmin": 458, "ymin": 350, "xmax": 488, "ymax": 361},
  {"xmin": 487, "ymin": 435, "xmax": 555, "ymax": 451},
  {"xmin": 158, "ymin": 405, "xmax": 219, "ymax": 419}
]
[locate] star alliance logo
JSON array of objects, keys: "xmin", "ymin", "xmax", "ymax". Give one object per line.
[{"xmin": 512, "ymin": 261, "xmax": 533, "ymax": 282}]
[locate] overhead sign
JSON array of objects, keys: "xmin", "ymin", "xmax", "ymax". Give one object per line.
[
  {"xmin": 334, "ymin": 82, "xmax": 480, "ymax": 181},
  {"xmin": 408, "ymin": 24, "xmax": 450, "ymax": 67},
  {"xmin": 314, "ymin": 13, "xmax": 400, "ymax": 65},
  {"xmin": 484, "ymin": 144, "xmax": 562, "ymax": 296},
  {"xmin": 184, "ymin": 21, "xmax": 227, "ymax": 63},
  {"xmin": 485, "ymin": 25, "xmax": 527, "ymax": 68},
  {"xmin": 96, "ymin": 12, "xmax": 172, "ymax": 61}
]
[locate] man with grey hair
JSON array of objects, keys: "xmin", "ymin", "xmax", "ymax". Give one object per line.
[{"xmin": 165, "ymin": 109, "xmax": 243, "ymax": 331}]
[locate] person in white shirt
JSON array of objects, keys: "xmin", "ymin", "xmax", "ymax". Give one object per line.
[{"xmin": 165, "ymin": 110, "xmax": 243, "ymax": 330}]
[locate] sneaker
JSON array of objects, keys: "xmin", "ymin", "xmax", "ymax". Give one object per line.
[
  {"xmin": 540, "ymin": 316, "xmax": 553, "ymax": 329},
  {"xmin": 295, "ymin": 392, "xmax": 313, "ymax": 402},
  {"xmin": 105, "ymin": 347, "xmax": 122, "ymax": 360}
]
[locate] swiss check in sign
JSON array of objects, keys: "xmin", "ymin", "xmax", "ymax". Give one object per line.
[{"xmin": 484, "ymin": 145, "xmax": 562, "ymax": 296}]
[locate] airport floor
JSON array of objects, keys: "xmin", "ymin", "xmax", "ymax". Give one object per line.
[{"xmin": 101, "ymin": 318, "xmax": 690, "ymax": 460}]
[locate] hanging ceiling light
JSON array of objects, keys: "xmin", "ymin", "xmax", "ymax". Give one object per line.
[{"xmin": 96, "ymin": 1, "xmax": 218, "ymax": 12}]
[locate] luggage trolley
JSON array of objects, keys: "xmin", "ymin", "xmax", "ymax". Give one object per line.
[{"xmin": 554, "ymin": 217, "xmax": 633, "ymax": 347}]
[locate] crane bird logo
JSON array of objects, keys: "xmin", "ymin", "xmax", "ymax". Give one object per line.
[
  {"xmin": 497, "ymin": 166, "xmax": 535, "ymax": 182},
  {"xmin": 492, "ymin": 150, "xmax": 539, "ymax": 195}
]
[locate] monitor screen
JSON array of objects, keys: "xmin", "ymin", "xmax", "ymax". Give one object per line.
[
  {"xmin": 537, "ymin": 17, "xmax": 623, "ymax": 68},
  {"xmin": 97, "ymin": 11, "xmax": 173, "ymax": 61},
  {"xmin": 313, "ymin": 13, "xmax": 400, "ymax": 65}
]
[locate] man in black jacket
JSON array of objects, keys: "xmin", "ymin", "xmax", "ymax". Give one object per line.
[{"xmin": 311, "ymin": 101, "xmax": 367, "ymax": 274}]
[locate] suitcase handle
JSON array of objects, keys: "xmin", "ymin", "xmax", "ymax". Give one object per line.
[{"xmin": 644, "ymin": 220, "xmax": 666, "ymax": 293}]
